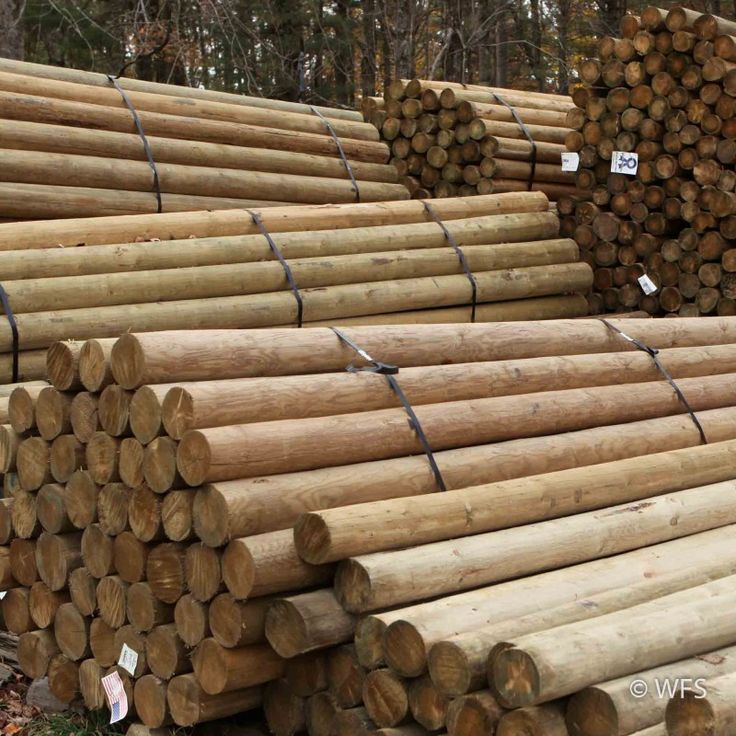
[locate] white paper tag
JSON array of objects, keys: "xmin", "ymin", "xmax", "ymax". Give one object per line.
[
  {"xmin": 561, "ymin": 152, "xmax": 580, "ymax": 172},
  {"xmin": 0, "ymin": 591, "xmax": 6, "ymax": 600},
  {"xmin": 117, "ymin": 643, "xmax": 138, "ymax": 676},
  {"xmin": 101, "ymin": 671, "xmax": 129, "ymax": 724},
  {"xmin": 638, "ymin": 274, "xmax": 658, "ymax": 295},
  {"xmin": 611, "ymin": 151, "xmax": 639, "ymax": 175}
]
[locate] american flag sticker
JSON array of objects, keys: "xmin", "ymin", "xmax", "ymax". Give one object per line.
[{"xmin": 101, "ymin": 671, "xmax": 128, "ymax": 724}]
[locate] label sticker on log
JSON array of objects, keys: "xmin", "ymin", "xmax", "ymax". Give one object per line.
[
  {"xmin": 561, "ymin": 152, "xmax": 580, "ymax": 172},
  {"xmin": 638, "ymin": 274, "xmax": 658, "ymax": 295},
  {"xmin": 101, "ymin": 670, "xmax": 129, "ymax": 724},
  {"xmin": 611, "ymin": 151, "xmax": 639, "ymax": 175},
  {"xmin": 117, "ymin": 643, "xmax": 138, "ymax": 676}
]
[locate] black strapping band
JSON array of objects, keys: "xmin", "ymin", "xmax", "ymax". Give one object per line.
[
  {"xmin": 330, "ymin": 327, "xmax": 448, "ymax": 492},
  {"xmin": 308, "ymin": 105, "xmax": 361, "ymax": 202},
  {"xmin": 247, "ymin": 210, "xmax": 304, "ymax": 328},
  {"xmin": 493, "ymin": 93, "xmax": 537, "ymax": 190},
  {"xmin": 422, "ymin": 200, "xmax": 478, "ymax": 322},
  {"xmin": 601, "ymin": 319, "xmax": 708, "ymax": 444},
  {"xmin": 0, "ymin": 284, "xmax": 19, "ymax": 383},
  {"xmin": 107, "ymin": 74, "xmax": 163, "ymax": 213}
]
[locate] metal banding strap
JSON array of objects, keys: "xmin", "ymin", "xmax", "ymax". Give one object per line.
[
  {"xmin": 600, "ymin": 319, "xmax": 708, "ymax": 444},
  {"xmin": 0, "ymin": 284, "xmax": 19, "ymax": 383},
  {"xmin": 330, "ymin": 327, "xmax": 448, "ymax": 492},
  {"xmin": 308, "ymin": 105, "xmax": 361, "ymax": 202},
  {"xmin": 422, "ymin": 200, "xmax": 478, "ymax": 322},
  {"xmin": 106, "ymin": 74, "xmax": 163, "ymax": 214},
  {"xmin": 247, "ymin": 210, "xmax": 304, "ymax": 328},
  {"xmin": 492, "ymin": 92, "xmax": 537, "ymax": 191}
]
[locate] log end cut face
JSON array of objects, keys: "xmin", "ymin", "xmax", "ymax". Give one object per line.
[
  {"xmin": 293, "ymin": 512, "xmax": 332, "ymax": 565},
  {"xmin": 491, "ymin": 645, "xmax": 542, "ymax": 709}
]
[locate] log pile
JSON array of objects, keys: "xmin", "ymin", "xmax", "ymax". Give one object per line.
[
  {"xmin": 5, "ymin": 318, "xmax": 736, "ymax": 732},
  {"xmin": 567, "ymin": 6, "xmax": 736, "ymax": 317},
  {"xmin": 363, "ymin": 78, "xmax": 578, "ymax": 201},
  {"xmin": 0, "ymin": 191, "xmax": 592, "ymax": 385},
  {"xmin": 0, "ymin": 57, "xmax": 409, "ymax": 219}
]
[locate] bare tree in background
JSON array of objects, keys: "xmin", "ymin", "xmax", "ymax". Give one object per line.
[
  {"xmin": 0, "ymin": 0, "xmax": 25, "ymax": 59},
  {"xmin": 12, "ymin": 0, "xmax": 736, "ymax": 102}
]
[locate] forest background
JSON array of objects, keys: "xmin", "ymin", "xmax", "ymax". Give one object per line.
[{"xmin": 0, "ymin": 0, "xmax": 734, "ymax": 107}]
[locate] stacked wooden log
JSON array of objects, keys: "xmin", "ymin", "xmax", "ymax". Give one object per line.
[
  {"xmin": 567, "ymin": 6, "xmax": 736, "ymax": 316},
  {"xmin": 362, "ymin": 78, "xmax": 578, "ymax": 201},
  {"xmin": 0, "ymin": 191, "xmax": 593, "ymax": 385},
  {"xmin": 0, "ymin": 57, "xmax": 410, "ymax": 218},
  {"xmin": 5, "ymin": 319, "xmax": 736, "ymax": 732}
]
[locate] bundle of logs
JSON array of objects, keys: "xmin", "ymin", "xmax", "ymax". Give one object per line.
[
  {"xmin": 0, "ymin": 191, "xmax": 592, "ymax": 384},
  {"xmin": 566, "ymin": 6, "xmax": 736, "ymax": 317},
  {"xmin": 362, "ymin": 78, "xmax": 579, "ymax": 201},
  {"xmin": 4, "ymin": 319, "xmax": 736, "ymax": 734},
  {"xmin": 0, "ymin": 58, "xmax": 409, "ymax": 219}
]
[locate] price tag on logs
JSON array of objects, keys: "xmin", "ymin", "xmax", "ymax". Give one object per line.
[
  {"xmin": 611, "ymin": 151, "xmax": 639, "ymax": 175},
  {"xmin": 561, "ymin": 152, "xmax": 580, "ymax": 172}
]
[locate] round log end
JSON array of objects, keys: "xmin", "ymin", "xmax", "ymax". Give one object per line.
[
  {"xmin": 69, "ymin": 567, "xmax": 97, "ymax": 617},
  {"xmin": 128, "ymin": 485, "xmax": 163, "ymax": 543},
  {"xmin": 185, "ymin": 542, "xmax": 222, "ymax": 602},
  {"xmin": 37, "ymin": 531, "xmax": 80, "ymax": 591},
  {"xmin": 161, "ymin": 387, "xmax": 195, "ymax": 440},
  {"xmin": 362, "ymin": 668, "xmax": 409, "ymax": 728},
  {"xmin": 144, "ymin": 437, "xmax": 180, "ymax": 493},
  {"xmin": 119, "ymin": 438, "xmax": 145, "ymax": 489},
  {"xmin": 18, "ymin": 629, "xmax": 59, "ymax": 679},
  {"xmin": 97, "ymin": 575, "xmax": 129, "ymax": 629},
  {"xmin": 29, "ymin": 581, "xmax": 69, "ymax": 629},
  {"xmin": 79, "ymin": 339, "xmax": 113, "ymax": 392},
  {"xmin": 46, "ymin": 341, "xmax": 80, "ymax": 392},
  {"xmin": 161, "ymin": 490, "xmax": 194, "ymax": 542},
  {"xmin": 81, "ymin": 523, "xmax": 114, "ymax": 579},
  {"xmin": 491, "ymin": 646, "xmax": 541, "ymax": 709},
  {"xmin": 9, "ymin": 537, "xmax": 38, "ymax": 586},
  {"xmin": 65, "ymin": 470, "xmax": 98, "ymax": 530},
  {"xmin": 264, "ymin": 599, "xmax": 308, "ymax": 659},
  {"xmin": 665, "ymin": 691, "xmax": 715, "ymax": 736},
  {"xmin": 334, "ymin": 559, "xmax": 372, "ymax": 613},
  {"xmin": 293, "ymin": 513, "xmax": 332, "ymax": 565},
  {"xmin": 114, "ymin": 530, "xmax": 150, "ymax": 583},
  {"xmin": 16, "ymin": 437, "xmax": 50, "ymax": 492},
  {"xmin": 53, "ymin": 601, "xmax": 90, "ymax": 661},
  {"xmin": 221, "ymin": 540, "xmax": 256, "ymax": 600},
  {"xmin": 35, "ymin": 387, "xmax": 68, "ymax": 441},
  {"xmin": 79, "ymin": 658, "xmax": 106, "ymax": 711},
  {"xmin": 174, "ymin": 594, "xmax": 210, "ymax": 648},
  {"xmin": 98, "ymin": 385, "xmax": 132, "ymax": 437},
  {"xmin": 127, "ymin": 582, "xmax": 165, "ymax": 633},
  {"xmin": 8, "ymin": 387, "xmax": 35, "ymax": 433},
  {"xmin": 146, "ymin": 542, "xmax": 186, "ymax": 604},
  {"xmin": 2, "ymin": 587, "xmax": 31, "ymax": 635},
  {"xmin": 166, "ymin": 674, "xmax": 203, "ymax": 726},
  {"xmin": 427, "ymin": 641, "xmax": 473, "ymax": 696},
  {"xmin": 134, "ymin": 674, "xmax": 171, "ymax": 728},
  {"xmin": 47, "ymin": 654, "xmax": 80, "ymax": 703},
  {"xmin": 130, "ymin": 386, "xmax": 164, "ymax": 444},
  {"xmin": 175, "ymin": 431, "xmax": 210, "ymax": 487},
  {"xmin": 354, "ymin": 616, "xmax": 388, "ymax": 669},
  {"xmin": 383, "ymin": 620, "xmax": 428, "ymax": 678},
  {"xmin": 192, "ymin": 486, "xmax": 229, "ymax": 547},
  {"xmin": 192, "ymin": 637, "xmax": 230, "ymax": 695},
  {"xmin": 566, "ymin": 687, "xmax": 617, "ymax": 736},
  {"xmin": 110, "ymin": 334, "xmax": 145, "ymax": 390}
]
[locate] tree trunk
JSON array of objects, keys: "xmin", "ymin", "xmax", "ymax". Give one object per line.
[{"xmin": 0, "ymin": 0, "xmax": 23, "ymax": 60}]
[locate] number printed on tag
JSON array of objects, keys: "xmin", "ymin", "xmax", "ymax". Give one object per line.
[
  {"xmin": 561, "ymin": 152, "xmax": 580, "ymax": 172},
  {"xmin": 638, "ymin": 274, "xmax": 658, "ymax": 295},
  {"xmin": 611, "ymin": 151, "xmax": 639, "ymax": 175}
]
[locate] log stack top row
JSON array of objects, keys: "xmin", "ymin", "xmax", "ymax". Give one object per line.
[
  {"xmin": 0, "ymin": 191, "xmax": 592, "ymax": 386},
  {"xmin": 3, "ymin": 317, "xmax": 736, "ymax": 734},
  {"xmin": 0, "ymin": 57, "xmax": 409, "ymax": 219}
]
